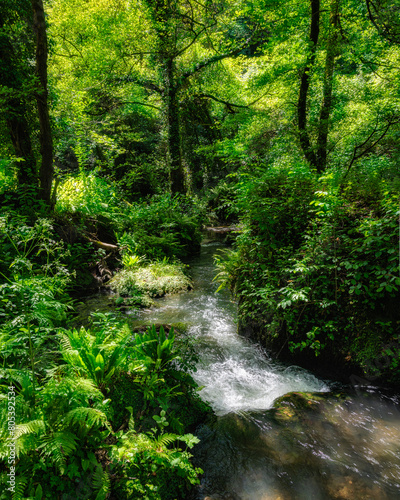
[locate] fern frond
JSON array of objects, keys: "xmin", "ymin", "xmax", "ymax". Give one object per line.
[
  {"xmin": 155, "ymin": 433, "xmax": 179, "ymax": 447},
  {"xmin": 64, "ymin": 407, "xmax": 110, "ymax": 430},
  {"xmin": 14, "ymin": 432, "xmax": 40, "ymax": 459},
  {"xmin": 58, "ymin": 330, "xmax": 73, "ymax": 351},
  {"xmin": 73, "ymin": 376, "xmax": 101, "ymax": 395},
  {"xmin": 92, "ymin": 464, "xmax": 111, "ymax": 500},
  {"xmin": 39, "ymin": 431, "xmax": 78, "ymax": 468},
  {"xmin": 14, "ymin": 419, "xmax": 46, "ymax": 439},
  {"xmin": 0, "ymin": 368, "xmax": 29, "ymax": 386},
  {"xmin": 12, "ymin": 474, "xmax": 28, "ymax": 500}
]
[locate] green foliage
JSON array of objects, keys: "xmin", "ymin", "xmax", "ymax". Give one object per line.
[
  {"xmin": 0, "ymin": 213, "xmax": 72, "ymax": 387},
  {"xmin": 121, "ymin": 253, "xmax": 146, "ymax": 269},
  {"xmin": 56, "ymin": 172, "xmax": 204, "ymax": 262},
  {"xmin": 56, "ymin": 171, "xmax": 122, "ymax": 218},
  {"xmin": 0, "ymin": 211, "xmax": 204, "ymax": 499},
  {"xmin": 0, "ymin": 158, "xmax": 17, "ymax": 194},
  {"xmin": 206, "ymin": 180, "xmax": 240, "ymax": 223},
  {"xmin": 0, "ymin": 376, "xmax": 111, "ymax": 499},
  {"xmin": 133, "ymin": 325, "xmax": 179, "ymax": 372},
  {"xmin": 0, "ymin": 316, "xmax": 205, "ymax": 499},
  {"xmin": 110, "ymin": 259, "xmax": 192, "ymax": 305},
  {"xmin": 59, "ymin": 322, "xmax": 135, "ymax": 391},
  {"xmin": 118, "ymin": 193, "xmax": 203, "ymax": 259},
  {"xmin": 223, "ymin": 162, "xmax": 400, "ymax": 379},
  {"xmin": 110, "ymin": 418, "xmax": 202, "ymax": 500}
]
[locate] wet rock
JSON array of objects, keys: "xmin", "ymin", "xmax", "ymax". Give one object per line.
[{"xmin": 131, "ymin": 322, "xmax": 188, "ymax": 336}]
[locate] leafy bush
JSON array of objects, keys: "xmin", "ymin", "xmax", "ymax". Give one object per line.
[
  {"xmin": 0, "ymin": 376, "xmax": 112, "ymax": 500},
  {"xmin": 56, "ymin": 171, "xmax": 122, "ymax": 218},
  {"xmin": 59, "ymin": 324, "xmax": 134, "ymax": 392},
  {"xmin": 110, "ymin": 259, "xmax": 192, "ymax": 304},
  {"xmin": 0, "ymin": 158, "xmax": 17, "ymax": 194},
  {"xmin": 118, "ymin": 193, "xmax": 203, "ymax": 259},
  {"xmin": 56, "ymin": 172, "xmax": 204, "ymax": 261},
  {"xmin": 0, "ymin": 316, "xmax": 207, "ymax": 499},
  {"xmin": 216, "ymin": 164, "xmax": 400, "ymax": 380},
  {"xmin": 206, "ymin": 180, "xmax": 240, "ymax": 223},
  {"xmin": 111, "ymin": 419, "xmax": 202, "ymax": 500}
]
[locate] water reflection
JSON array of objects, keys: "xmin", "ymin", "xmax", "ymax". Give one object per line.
[{"xmin": 194, "ymin": 392, "xmax": 400, "ymax": 499}]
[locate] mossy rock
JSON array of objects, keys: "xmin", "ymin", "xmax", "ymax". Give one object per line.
[
  {"xmin": 109, "ymin": 261, "xmax": 192, "ymax": 307},
  {"xmin": 272, "ymin": 391, "xmax": 348, "ymax": 423},
  {"xmin": 171, "ymin": 388, "xmax": 214, "ymax": 432},
  {"xmin": 114, "ymin": 294, "xmax": 154, "ymax": 308}
]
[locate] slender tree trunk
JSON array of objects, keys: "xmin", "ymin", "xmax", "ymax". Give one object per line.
[
  {"xmin": 298, "ymin": 0, "xmax": 320, "ymax": 169},
  {"xmin": 163, "ymin": 60, "xmax": 185, "ymax": 193},
  {"xmin": 316, "ymin": 0, "xmax": 340, "ymax": 172},
  {"xmin": 32, "ymin": 0, "xmax": 53, "ymax": 205},
  {"xmin": 0, "ymin": 10, "xmax": 37, "ymax": 186}
]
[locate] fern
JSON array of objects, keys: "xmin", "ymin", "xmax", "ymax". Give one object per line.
[
  {"xmin": 39, "ymin": 431, "xmax": 78, "ymax": 470},
  {"xmin": 92, "ymin": 464, "xmax": 111, "ymax": 500},
  {"xmin": 14, "ymin": 419, "xmax": 45, "ymax": 439},
  {"xmin": 155, "ymin": 432, "xmax": 179, "ymax": 447},
  {"xmin": 58, "ymin": 326, "xmax": 131, "ymax": 389},
  {"xmin": 12, "ymin": 475, "xmax": 28, "ymax": 500},
  {"xmin": 0, "ymin": 368, "xmax": 29, "ymax": 386},
  {"xmin": 64, "ymin": 407, "xmax": 110, "ymax": 431}
]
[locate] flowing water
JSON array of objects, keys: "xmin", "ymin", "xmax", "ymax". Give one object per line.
[{"xmin": 131, "ymin": 238, "xmax": 400, "ymax": 500}]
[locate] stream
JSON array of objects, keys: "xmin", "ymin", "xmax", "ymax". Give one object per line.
[{"xmin": 123, "ymin": 238, "xmax": 400, "ymax": 499}]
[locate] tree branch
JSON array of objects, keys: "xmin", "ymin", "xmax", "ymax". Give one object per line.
[
  {"xmin": 86, "ymin": 100, "xmax": 161, "ymax": 116},
  {"xmin": 175, "ymin": 25, "xmax": 208, "ymax": 58},
  {"xmin": 342, "ymin": 117, "xmax": 400, "ymax": 180},
  {"xmin": 195, "ymin": 93, "xmax": 248, "ymax": 113},
  {"xmin": 178, "ymin": 31, "xmax": 258, "ymax": 85},
  {"xmin": 116, "ymin": 75, "xmax": 162, "ymax": 94},
  {"xmin": 55, "ymin": 33, "xmax": 86, "ymax": 60}
]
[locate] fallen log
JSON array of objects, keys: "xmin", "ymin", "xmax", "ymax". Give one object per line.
[{"xmin": 86, "ymin": 237, "xmax": 119, "ymax": 252}]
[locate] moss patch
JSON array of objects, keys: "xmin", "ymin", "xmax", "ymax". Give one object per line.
[{"xmin": 109, "ymin": 261, "xmax": 192, "ymax": 305}]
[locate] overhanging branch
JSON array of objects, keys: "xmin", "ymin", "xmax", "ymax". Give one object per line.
[
  {"xmin": 195, "ymin": 93, "xmax": 248, "ymax": 113},
  {"xmin": 342, "ymin": 116, "xmax": 400, "ymax": 180},
  {"xmin": 178, "ymin": 31, "xmax": 258, "ymax": 86}
]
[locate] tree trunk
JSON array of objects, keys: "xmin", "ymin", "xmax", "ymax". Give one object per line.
[
  {"xmin": 316, "ymin": 0, "xmax": 340, "ymax": 173},
  {"xmin": 298, "ymin": 0, "xmax": 320, "ymax": 169},
  {"xmin": 0, "ymin": 9, "xmax": 37, "ymax": 186},
  {"xmin": 32, "ymin": 0, "xmax": 53, "ymax": 205},
  {"xmin": 163, "ymin": 60, "xmax": 185, "ymax": 193}
]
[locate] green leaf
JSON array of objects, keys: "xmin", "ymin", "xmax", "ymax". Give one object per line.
[
  {"xmin": 82, "ymin": 458, "xmax": 91, "ymax": 472},
  {"xmin": 35, "ymin": 484, "xmax": 43, "ymax": 500}
]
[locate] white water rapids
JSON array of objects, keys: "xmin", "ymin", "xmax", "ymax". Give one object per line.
[{"xmin": 136, "ymin": 240, "xmax": 329, "ymax": 416}]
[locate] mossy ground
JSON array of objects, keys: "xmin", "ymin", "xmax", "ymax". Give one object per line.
[{"xmin": 109, "ymin": 261, "xmax": 192, "ymax": 305}]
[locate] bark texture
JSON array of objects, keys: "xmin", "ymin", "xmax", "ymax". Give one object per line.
[
  {"xmin": 32, "ymin": 0, "xmax": 53, "ymax": 204},
  {"xmin": 316, "ymin": 0, "xmax": 340, "ymax": 173},
  {"xmin": 298, "ymin": 0, "xmax": 320, "ymax": 169},
  {"xmin": 0, "ymin": 8, "xmax": 37, "ymax": 185}
]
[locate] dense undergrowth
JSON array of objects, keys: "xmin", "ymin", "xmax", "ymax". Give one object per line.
[
  {"xmin": 1, "ymin": 147, "xmax": 399, "ymax": 500},
  {"xmin": 215, "ymin": 160, "xmax": 400, "ymax": 383},
  {"xmin": 0, "ymin": 178, "xmax": 210, "ymax": 499}
]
